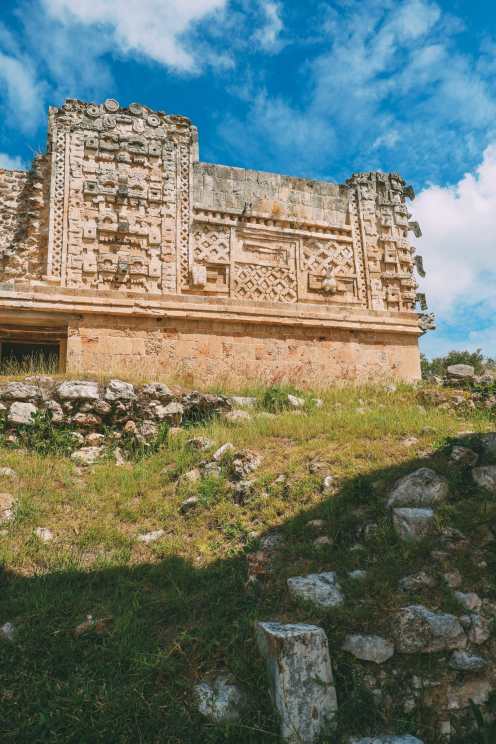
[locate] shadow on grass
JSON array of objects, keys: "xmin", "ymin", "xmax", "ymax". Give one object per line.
[{"xmin": 0, "ymin": 433, "xmax": 495, "ymax": 744}]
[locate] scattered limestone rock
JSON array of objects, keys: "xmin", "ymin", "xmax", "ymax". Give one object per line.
[
  {"xmin": 350, "ymin": 737, "xmax": 424, "ymax": 744},
  {"xmin": 461, "ymin": 613, "xmax": 491, "ymax": 645},
  {"xmin": 8, "ymin": 401, "xmax": 37, "ymax": 425},
  {"xmin": 342, "ymin": 634, "xmax": 394, "ymax": 664},
  {"xmin": 387, "ymin": 468, "xmax": 448, "ymax": 508},
  {"xmin": 0, "ymin": 492, "xmax": 15, "ymax": 523},
  {"xmin": 449, "ymin": 650, "xmax": 488, "ymax": 671},
  {"xmin": 57, "ymin": 380, "xmax": 100, "ymax": 400},
  {"xmin": 72, "ymin": 412, "xmax": 102, "ymax": 428},
  {"xmin": 231, "ymin": 450, "xmax": 262, "ymax": 479},
  {"xmin": 443, "ymin": 570, "xmax": 462, "ymax": 589},
  {"xmin": 222, "ymin": 409, "xmax": 251, "ymax": 424},
  {"xmin": 450, "ymin": 446, "xmax": 478, "ymax": 466},
  {"xmin": 392, "ymin": 507, "xmax": 435, "ymax": 541},
  {"xmin": 349, "ymin": 570, "xmax": 367, "ymax": 581},
  {"xmin": 180, "ymin": 496, "xmax": 199, "ymax": 514},
  {"xmin": 307, "ymin": 519, "xmax": 326, "ymax": 530},
  {"xmin": 35, "ymin": 527, "xmax": 53, "ymax": 542},
  {"xmin": 0, "ymin": 467, "xmax": 17, "ymax": 479},
  {"xmin": 399, "ymin": 572, "xmax": 436, "ymax": 591},
  {"xmin": 391, "ymin": 605, "xmax": 466, "ymax": 653},
  {"xmin": 73, "ymin": 614, "xmax": 112, "ymax": 638},
  {"xmin": 137, "ymin": 529, "xmax": 165, "ymax": 544},
  {"xmin": 229, "ymin": 396, "xmax": 257, "ymax": 408},
  {"xmin": 287, "ymin": 393, "xmax": 305, "ymax": 409},
  {"xmin": 142, "ymin": 382, "xmax": 173, "ymax": 400},
  {"xmin": 0, "ymin": 622, "xmax": 15, "ymax": 642},
  {"xmin": 447, "ymin": 677, "xmax": 493, "ymax": 710},
  {"xmin": 186, "ymin": 436, "xmax": 213, "ymax": 451},
  {"xmin": 212, "ymin": 443, "xmax": 235, "ymax": 461},
  {"xmin": 472, "ymin": 465, "xmax": 496, "ymax": 494},
  {"xmin": 194, "ymin": 675, "xmax": 244, "ymax": 723},
  {"xmin": 287, "ymin": 571, "xmax": 343, "ymax": 609},
  {"xmin": 454, "ymin": 591, "xmax": 482, "ymax": 612},
  {"xmin": 104, "ymin": 379, "xmax": 136, "ymax": 401},
  {"xmin": 180, "ymin": 468, "xmax": 202, "ymax": 485},
  {"xmin": 256, "ymin": 621, "xmax": 338, "ymax": 743},
  {"xmin": 447, "ymin": 364, "xmax": 475, "ymax": 379},
  {"xmin": 322, "ymin": 475, "xmax": 335, "ymax": 493},
  {"xmin": 152, "ymin": 401, "xmax": 183, "ymax": 424},
  {"xmin": 314, "ymin": 536, "xmax": 333, "ymax": 547},
  {"xmin": 0, "ymin": 382, "xmax": 40, "ymax": 400},
  {"xmin": 86, "ymin": 432, "xmax": 105, "ymax": 446},
  {"xmin": 70, "ymin": 446, "xmax": 104, "ymax": 466},
  {"xmin": 45, "ymin": 399, "xmax": 64, "ymax": 423},
  {"xmin": 479, "ymin": 432, "xmax": 496, "ymax": 458}
]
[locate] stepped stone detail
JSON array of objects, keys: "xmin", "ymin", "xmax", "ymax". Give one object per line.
[{"xmin": 0, "ymin": 99, "xmax": 425, "ymax": 382}]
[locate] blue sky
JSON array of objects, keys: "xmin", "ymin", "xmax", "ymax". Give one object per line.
[{"xmin": 0, "ymin": 0, "xmax": 495, "ymax": 359}]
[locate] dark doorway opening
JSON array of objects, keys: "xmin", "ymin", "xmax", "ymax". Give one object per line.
[{"xmin": 0, "ymin": 341, "xmax": 60, "ymax": 374}]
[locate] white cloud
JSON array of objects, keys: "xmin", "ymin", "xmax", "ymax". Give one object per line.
[
  {"xmin": 0, "ymin": 50, "xmax": 46, "ymax": 132},
  {"xmin": 41, "ymin": 0, "xmax": 229, "ymax": 72},
  {"xmin": 0, "ymin": 152, "xmax": 26, "ymax": 170},
  {"xmin": 253, "ymin": 1, "xmax": 284, "ymax": 53}
]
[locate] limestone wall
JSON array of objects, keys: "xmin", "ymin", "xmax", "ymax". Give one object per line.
[{"xmin": 64, "ymin": 314, "xmax": 421, "ymax": 384}]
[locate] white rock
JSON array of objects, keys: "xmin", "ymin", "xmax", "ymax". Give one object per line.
[
  {"xmin": 449, "ymin": 650, "xmax": 488, "ymax": 671},
  {"xmin": 349, "ymin": 570, "xmax": 367, "ymax": 581},
  {"xmin": 8, "ymin": 401, "xmax": 37, "ymax": 425},
  {"xmin": 229, "ymin": 396, "xmax": 257, "ymax": 408},
  {"xmin": 137, "ymin": 529, "xmax": 165, "ymax": 544},
  {"xmin": 194, "ymin": 675, "xmax": 244, "ymax": 722},
  {"xmin": 0, "ymin": 467, "xmax": 17, "ymax": 479},
  {"xmin": 447, "ymin": 364, "xmax": 475, "ymax": 379},
  {"xmin": 287, "ymin": 571, "xmax": 344, "ymax": 609},
  {"xmin": 256, "ymin": 621, "xmax": 338, "ymax": 743},
  {"xmin": 287, "ymin": 394, "xmax": 305, "ymax": 409},
  {"xmin": 342, "ymin": 634, "xmax": 394, "ymax": 664},
  {"xmin": 387, "ymin": 468, "xmax": 448, "ymax": 508},
  {"xmin": 180, "ymin": 496, "xmax": 199, "ymax": 513},
  {"xmin": 393, "ymin": 508, "xmax": 435, "ymax": 541},
  {"xmin": 35, "ymin": 527, "xmax": 53, "ymax": 542},
  {"xmin": 472, "ymin": 465, "xmax": 496, "ymax": 494},
  {"xmin": 57, "ymin": 380, "xmax": 100, "ymax": 400},
  {"xmin": 0, "ymin": 622, "xmax": 15, "ymax": 642},
  {"xmin": 152, "ymin": 401, "xmax": 184, "ymax": 424},
  {"xmin": 45, "ymin": 399, "xmax": 64, "ymax": 423},
  {"xmin": 399, "ymin": 572, "xmax": 436, "ymax": 591},
  {"xmin": 70, "ymin": 446, "xmax": 104, "ymax": 466},
  {"xmin": 222, "ymin": 410, "xmax": 252, "ymax": 424},
  {"xmin": 392, "ymin": 605, "xmax": 467, "ymax": 653},
  {"xmin": 104, "ymin": 379, "xmax": 136, "ymax": 401},
  {"xmin": 0, "ymin": 492, "xmax": 15, "ymax": 523},
  {"xmin": 314, "ymin": 536, "xmax": 333, "ymax": 547},
  {"xmin": 322, "ymin": 475, "xmax": 334, "ymax": 493},
  {"xmin": 212, "ymin": 443, "xmax": 235, "ymax": 461},
  {"xmin": 142, "ymin": 382, "xmax": 173, "ymax": 399},
  {"xmin": 0, "ymin": 382, "xmax": 40, "ymax": 400},
  {"xmin": 454, "ymin": 591, "xmax": 482, "ymax": 612}
]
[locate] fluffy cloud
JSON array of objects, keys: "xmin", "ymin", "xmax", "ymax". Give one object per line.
[
  {"xmin": 0, "ymin": 152, "xmax": 26, "ymax": 169},
  {"xmin": 41, "ymin": 0, "xmax": 229, "ymax": 72},
  {"xmin": 414, "ymin": 145, "xmax": 496, "ymax": 355},
  {"xmin": 0, "ymin": 50, "xmax": 46, "ymax": 132},
  {"xmin": 253, "ymin": 1, "xmax": 284, "ymax": 53}
]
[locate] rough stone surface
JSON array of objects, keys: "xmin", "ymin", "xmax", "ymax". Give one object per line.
[
  {"xmin": 0, "ymin": 622, "xmax": 15, "ymax": 642},
  {"xmin": 447, "ymin": 364, "xmax": 475, "ymax": 379},
  {"xmin": 387, "ymin": 468, "xmax": 448, "ymax": 508},
  {"xmin": 212, "ymin": 443, "xmax": 235, "ymax": 461},
  {"xmin": 392, "ymin": 605, "xmax": 467, "ymax": 653},
  {"xmin": 194, "ymin": 676, "xmax": 244, "ymax": 723},
  {"xmin": 449, "ymin": 651, "xmax": 488, "ymax": 671},
  {"xmin": 137, "ymin": 530, "xmax": 165, "ymax": 544},
  {"xmin": 57, "ymin": 381, "xmax": 100, "ymax": 401},
  {"xmin": 8, "ymin": 401, "xmax": 37, "ymax": 425},
  {"xmin": 350, "ymin": 738, "xmax": 424, "ymax": 744},
  {"xmin": 35, "ymin": 527, "xmax": 53, "ymax": 542},
  {"xmin": 256, "ymin": 622, "xmax": 338, "ymax": 743},
  {"xmin": 454, "ymin": 591, "xmax": 482, "ymax": 612},
  {"xmin": 450, "ymin": 446, "xmax": 478, "ymax": 466},
  {"xmin": 70, "ymin": 446, "xmax": 104, "ymax": 466},
  {"xmin": 472, "ymin": 465, "xmax": 496, "ymax": 494},
  {"xmin": 287, "ymin": 571, "xmax": 344, "ymax": 609},
  {"xmin": 0, "ymin": 382, "xmax": 41, "ymax": 400},
  {"xmin": 392, "ymin": 507, "xmax": 435, "ymax": 541},
  {"xmin": 342, "ymin": 634, "xmax": 395, "ymax": 664},
  {"xmin": 0, "ymin": 492, "xmax": 15, "ymax": 523},
  {"xmin": 104, "ymin": 379, "xmax": 136, "ymax": 401}
]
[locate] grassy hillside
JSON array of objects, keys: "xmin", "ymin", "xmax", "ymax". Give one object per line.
[{"xmin": 0, "ymin": 383, "xmax": 494, "ymax": 743}]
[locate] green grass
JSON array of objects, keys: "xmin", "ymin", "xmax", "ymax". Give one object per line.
[{"xmin": 0, "ymin": 383, "xmax": 495, "ymax": 742}]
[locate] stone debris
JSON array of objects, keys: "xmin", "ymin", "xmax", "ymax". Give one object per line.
[
  {"xmin": 0, "ymin": 467, "xmax": 17, "ymax": 479},
  {"xmin": 35, "ymin": 527, "xmax": 53, "ymax": 542},
  {"xmin": 104, "ymin": 379, "xmax": 136, "ymax": 401},
  {"xmin": 287, "ymin": 571, "xmax": 344, "ymax": 609},
  {"xmin": 313, "ymin": 536, "xmax": 333, "ymax": 547},
  {"xmin": 229, "ymin": 396, "xmax": 257, "ymax": 408},
  {"xmin": 349, "ymin": 570, "xmax": 367, "ymax": 581},
  {"xmin": 194, "ymin": 675, "xmax": 244, "ymax": 723},
  {"xmin": 0, "ymin": 382, "xmax": 41, "ymax": 400},
  {"xmin": 392, "ymin": 605, "xmax": 466, "ymax": 653},
  {"xmin": 85, "ymin": 432, "xmax": 105, "ymax": 447},
  {"xmin": 152, "ymin": 401, "xmax": 184, "ymax": 424},
  {"xmin": 350, "ymin": 738, "xmax": 424, "ymax": 744},
  {"xmin": 387, "ymin": 468, "xmax": 448, "ymax": 508},
  {"xmin": 342, "ymin": 634, "xmax": 395, "ymax": 664},
  {"xmin": 8, "ymin": 401, "xmax": 37, "ymax": 425},
  {"xmin": 212, "ymin": 443, "xmax": 235, "ymax": 461},
  {"xmin": 322, "ymin": 475, "xmax": 335, "ymax": 493},
  {"xmin": 142, "ymin": 383, "xmax": 173, "ymax": 400},
  {"xmin": 446, "ymin": 677, "xmax": 493, "ymax": 710},
  {"xmin": 57, "ymin": 380, "xmax": 100, "ymax": 400},
  {"xmin": 479, "ymin": 433, "xmax": 496, "ymax": 458},
  {"xmin": 454, "ymin": 591, "xmax": 482, "ymax": 612},
  {"xmin": 70, "ymin": 446, "xmax": 104, "ymax": 466},
  {"xmin": 223, "ymin": 409, "xmax": 252, "ymax": 424},
  {"xmin": 446, "ymin": 364, "xmax": 475, "ymax": 379},
  {"xmin": 399, "ymin": 572, "xmax": 436, "ymax": 591},
  {"xmin": 461, "ymin": 613, "xmax": 491, "ymax": 645},
  {"xmin": 392, "ymin": 507, "xmax": 435, "ymax": 541},
  {"xmin": 450, "ymin": 446, "xmax": 478, "ymax": 466},
  {"xmin": 0, "ymin": 622, "xmax": 15, "ymax": 642},
  {"xmin": 180, "ymin": 496, "xmax": 199, "ymax": 514},
  {"xmin": 231, "ymin": 450, "xmax": 262, "ymax": 479},
  {"xmin": 73, "ymin": 614, "xmax": 112, "ymax": 638},
  {"xmin": 307, "ymin": 519, "xmax": 326, "ymax": 530},
  {"xmin": 443, "ymin": 570, "xmax": 462, "ymax": 589},
  {"xmin": 449, "ymin": 650, "xmax": 488, "ymax": 671},
  {"xmin": 137, "ymin": 529, "xmax": 165, "ymax": 544},
  {"xmin": 256, "ymin": 621, "xmax": 338, "ymax": 743},
  {"xmin": 180, "ymin": 468, "xmax": 202, "ymax": 485},
  {"xmin": 287, "ymin": 394, "xmax": 305, "ymax": 409},
  {"xmin": 0, "ymin": 492, "xmax": 15, "ymax": 523},
  {"xmin": 186, "ymin": 436, "xmax": 213, "ymax": 451},
  {"xmin": 472, "ymin": 465, "xmax": 496, "ymax": 494}
]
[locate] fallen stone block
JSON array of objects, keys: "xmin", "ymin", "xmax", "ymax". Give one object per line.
[
  {"xmin": 392, "ymin": 605, "xmax": 466, "ymax": 653},
  {"xmin": 387, "ymin": 468, "xmax": 448, "ymax": 508},
  {"xmin": 287, "ymin": 571, "xmax": 343, "ymax": 609},
  {"xmin": 342, "ymin": 634, "xmax": 394, "ymax": 664},
  {"xmin": 194, "ymin": 675, "xmax": 244, "ymax": 723},
  {"xmin": 256, "ymin": 621, "xmax": 338, "ymax": 743},
  {"xmin": 392, "ymin": 507, "xmax": 435, "ymax": 541}
]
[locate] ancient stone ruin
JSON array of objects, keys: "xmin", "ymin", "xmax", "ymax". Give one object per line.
[{"xmin": 0, "ymin": 98, "xmax": 429, "ymax": 382}]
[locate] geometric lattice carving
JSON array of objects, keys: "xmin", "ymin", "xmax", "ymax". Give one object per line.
[
  {"xmin": 193, "ymin": 223, "xmax": 230, "ymax": 264},
  {"xmin": 302, "ymin": 239, "xmax": 354, "ymax": 275},
  {"xmin": 233, "ymin": 263, "xmax": 297, "ymax": 303}
]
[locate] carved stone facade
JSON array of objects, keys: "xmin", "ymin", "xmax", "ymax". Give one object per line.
[{"xmin": 0, "ymin": 99, "xmax": 426, "ymax": 383}]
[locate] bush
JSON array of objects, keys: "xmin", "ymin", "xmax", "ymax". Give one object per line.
[
  {"xmin": 421, "ymin": 349, "xmax": 494, "ymax": 379},
  {"xmin": 261, "ymin": 384, "xmax": 303, "ymax": 412},
  {"xmin": 16, "ymin": 410, "xmax": 78, "ymax": 456}
]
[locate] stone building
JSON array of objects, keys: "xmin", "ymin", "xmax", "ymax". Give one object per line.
[{"xmin": 0, "ymin": 98, "xmax": 429, "ymax": 383}]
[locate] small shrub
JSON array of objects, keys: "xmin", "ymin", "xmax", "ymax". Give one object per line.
[
  {"xmin": 109, "ymin": 421, "xmax": 170, "ymax": 461},
  {"xmin": 16, "ymin": 410, "xmax": 77, "ymax": 456},
  {"xmin": 261, "ymin": 384, "xmax": 303, "ymax": 412}
]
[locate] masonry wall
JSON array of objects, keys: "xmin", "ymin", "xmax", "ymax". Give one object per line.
[{"xmin": 65, "ymin": 314, "xmax": 421, "ymax": 385}]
